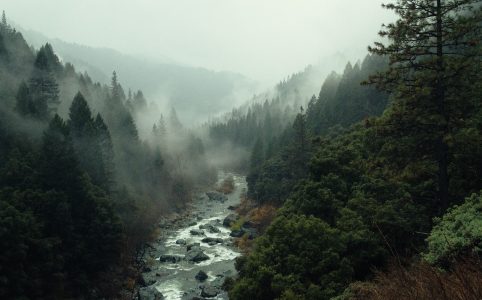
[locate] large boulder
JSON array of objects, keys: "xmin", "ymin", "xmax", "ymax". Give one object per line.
[
  {"xmin": 206, "ymin": 191, "xmax": 227, "ymax": 202},
  {"xmin": 158, "ymin": 254, "xmax": 182, "ymax": 263},
  {"xmin": 185, "ymin": 248, "xmax": 210, "ymax": 263},
  {"xmin": 223, "ymin": 214, "xmax": 238, "ymax": 227},
  {"xmin": 195, "ymin": 270, "xmax": 208, "ymax": 281},
  {"xmin": 190, "ymin": 229, "xmax": 205, "ymax": 236},
  {"xmin": 138, "ymin": 285, "xmax": 164, "ymax": 300},
  {"xmin": 201, "ymin": 285, "xmax": 219, "ymax": 298}
]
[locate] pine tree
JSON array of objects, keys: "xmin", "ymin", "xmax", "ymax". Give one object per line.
[
  {"xmin": 15, "ymin": 82, "xmax": 33, "ymax": 116},
  {"xmin": 169, "ymin": 107, "xmax": 183, "ymax": 132},
  {"xmin": 29, "ymin": 46, "xmax": 60, "ymax": 119},
  {"xmin": 367, "ymin": 0, "xmax": 482, "ymax": 210},
  {"xmin": 1, "ymin": 11, "xmax": 6, "ymax": 27},
  {"xmin": 94, "ymin": 113, "xmax": 115, "ymax": 192},
  {"xmin": 291, "ymin": 107, "xmax": 309, "ymax": 178}
]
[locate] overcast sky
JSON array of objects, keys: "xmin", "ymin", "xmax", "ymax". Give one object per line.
[{"xmin": 2, "ymin": 0, "xmax": 394, "ymax": 85}]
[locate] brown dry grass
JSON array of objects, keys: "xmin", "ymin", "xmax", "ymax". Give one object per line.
[{"xmin": 351, "ymin": 257, "xmax": 482, "ymax": 300}]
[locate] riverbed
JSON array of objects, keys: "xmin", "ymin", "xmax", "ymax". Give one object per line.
[{"xmin": 138, "ymin": 172, "xmax": 246, "ymax": 300}]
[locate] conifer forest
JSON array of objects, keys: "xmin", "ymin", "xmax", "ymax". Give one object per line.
[{"xmin": 0, "ymin": 1, "xmax": 481, "ymax": 299}]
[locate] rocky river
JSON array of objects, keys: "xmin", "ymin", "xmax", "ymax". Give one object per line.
[{"xmin": 137, "ymin": 172, "xmax": 249, "ymax": 300}]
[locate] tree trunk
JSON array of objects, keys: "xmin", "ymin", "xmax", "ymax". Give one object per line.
[{"xmin": 435, "ymin": 0, "xmax": 450, "ymax": 211}]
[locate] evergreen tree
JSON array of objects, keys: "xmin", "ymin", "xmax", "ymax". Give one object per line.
[
  {"xmin": 29, "ymin": 45, "xmax": 60, "ymax": 119},
  {"xmin": 367, "ymin": 0, "xmax": 482, "ymax": 210},
  {"xmin": 15, "ymin": 82, "xmax": 33, "ymax": 116},
  {"xmin": 291, "ymin": 108, "xmax": 309, "ymax": 177},
  {"xmin": 1, "ymin": 11, "xmax": 7, "ymax": 28},
  {"xmin": 169, "ymin": 107, "xmax": 183, "ymax": 132}
]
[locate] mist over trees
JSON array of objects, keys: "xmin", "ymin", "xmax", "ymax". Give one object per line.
[
  {"xmin": 225, "ymin": 1, "xmax": 482, "ymax": 299},
  {"xmin": 0, "ymin": 14, "xmax": 215, "ymax": 298},
  {"xmin": 1, "ymin": 1, "xmax": 481, "ymax": 299}
]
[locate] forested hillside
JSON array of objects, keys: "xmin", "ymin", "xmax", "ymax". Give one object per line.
[
  {"xmin": 0, "ymin": 13, "xmax": 215, "ymax": 299},
  {"xmin": 223, "ymin": 1, "xmax": 482, "ymax": 299}
]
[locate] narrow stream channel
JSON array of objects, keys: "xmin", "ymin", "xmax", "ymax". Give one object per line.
[{"xmin": 139, "ymin": 172, "xmax": 246, "ymax": 300}]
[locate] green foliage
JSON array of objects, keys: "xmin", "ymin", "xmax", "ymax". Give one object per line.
[
  {"xmin": 230, "ymin": 214, "xmax": 352, "ymax": 300},
  {"xmin": 424, "ymin": 191, "xmax": 482, "ymax": 265}
]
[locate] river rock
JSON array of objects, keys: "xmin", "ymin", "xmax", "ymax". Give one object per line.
[
  {"xmin": 195, "ymin": 270, "xmax": 208, "ymax": 281},
  {"xmin": 176, "ymin": 239, "xmax": 187, "ymax": 245},
  {"xmin": 158, "ymin": 254, "xmax": 182, "ymax": 263},
  {"xmin": 190, "ymin": 229, "xmax": 205, "ymax": 236},
  {"xmin": 223, "ymin": 214, "xmax": 238, "ymax": 227},
  {"xmin": 201, "ymin": 285, "xmax": 219, "ymax": 298},
  {"xmin": 230, "ymin": 229, "xmax": 245, "ymax": 238},
  {"xmin": 138, "ymin": 285, "xmax": 164, "ymax": 300},
  {"xmin": 206, "ymin": 191, "xmax": 227, "ymax": 202},
  {"xmin": 185, "ymin": 248, "xmax": 210, "ymax": 263},
  {"xmin": 140, "ymin": 273, "xmax": 157, "ymax": 286},
  {"xmin": 189, "ymin": 221, "xmax": 198, "ymax": 226},
  {"xmin": 186, "ymin": 243, "xmax": 200, "ymax": 251},
  {"xmin": 199, "ymin": 224, "xmax": 221, "ymax": 233},
  {"xmin": 201, "ymin": 237, "xmax": 223, "ymax": 244}
]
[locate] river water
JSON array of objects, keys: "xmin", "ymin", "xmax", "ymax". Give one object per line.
[{"xmin": 139, "ymin": 172, "xmax": 246, "ymax": 300}]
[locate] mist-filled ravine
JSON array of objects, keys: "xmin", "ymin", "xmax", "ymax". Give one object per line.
[{"xmin": 1, "ymin": 1, "xmax": 482, "ymax": 300}]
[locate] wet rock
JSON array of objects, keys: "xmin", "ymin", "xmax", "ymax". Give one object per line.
[
  {"xmin": 201, "ymin": 285, "xmax": 219, "ymax": 298},
  {"xmin": 227, "ymin": 205, "xmax": 239, "ymax": 210},
  {"xmin": 186, "ymin": 243, "xmax": 201, "ymax": 251},
  {"xmin": 190, "ymin": 229, "xmax": 205, "ymax": 236},
  {"xmin": 176, "ymin": 239, "xmax": 187, "ymax": 245},
  {"xmin": 223, "ymin": 214, "xmax": 238, "ymax": 227},
  {"xmin": 201, "ymin": 237, "xmax": 223, "ymax": 244},
  {"xmin": 206, "ymin": 191, "xmax": 228, "ymax": 202},
  {"xmin": 189, "ymin": 221, "xmax": 197, "ymax": 226},
  {"xmin": 199, "ymin": 224, "xmax": 221, "ymax": 233},
  {"xmin": 195, "ymin": 270, "xmax": 208, "ymax": 281},
  {"xmin": 138, "ymin": 285, "xmax": 164, "ymax": 300},
  {"xmin": 185, "ymin": 248, "xmax": 210, "ymax": 263},
  {"xmin": 158, "ymin": 254, "xmax": 182, "ymax": 263},
  {"xmin": 230, "ymin": 229, "xmax": 245, "ymax": 238},
  {"xmin": 140, "ymin": 273, "xmax": 157, "ymax": 286}
]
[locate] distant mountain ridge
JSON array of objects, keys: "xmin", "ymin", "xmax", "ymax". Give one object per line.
[{"xmin": 19, "ymin": 27, "xmax": 258, "ymax": 125}]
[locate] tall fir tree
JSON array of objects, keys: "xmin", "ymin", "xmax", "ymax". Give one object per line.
[{"xmin": 367, "ymin": 0, "xmax": 482, "ymax": 210}]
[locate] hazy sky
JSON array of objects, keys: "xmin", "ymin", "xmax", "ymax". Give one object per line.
[{"xmin": 3, "ymin": 0, "xmax": 394, "ymax": 84}]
